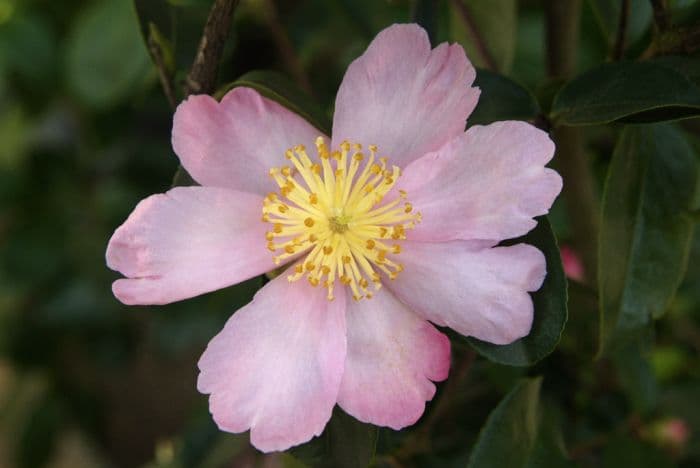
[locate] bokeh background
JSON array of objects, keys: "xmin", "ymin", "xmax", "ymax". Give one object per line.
[{"xmin": 1, "ymin": 0, "xmax": 700, "ymax": 467}]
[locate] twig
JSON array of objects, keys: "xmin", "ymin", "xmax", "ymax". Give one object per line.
[
  {"xmin": 546, "ymin": 0, "xmax": 600, "ymax": 283},
  {"xmin": 650, "ymin": 0, "xmax": 670, "ymax": 32},
  {"xmin": 148, "ymin": 31, "xmax": 177, "ymax": 109},
  {"xmin": 185, "ymin": 0, "xmax": 241, "ymax": 96},
  {"xmin": 261, "ymin": 0, "xmax": 313, "ymax": 95},
  {"xmin": 612, "ymin": 0, "xmax": 630, "ymax": 60},
  {"xmin": 450, "ymin": 0, "xmax": 499, "ymax": 72}
]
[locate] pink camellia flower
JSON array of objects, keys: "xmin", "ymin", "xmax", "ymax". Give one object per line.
[{"xmin": 106, "ymin": 24, "xmax": 562, "ymax": 452}]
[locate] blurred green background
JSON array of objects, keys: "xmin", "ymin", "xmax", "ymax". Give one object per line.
[{"xmin": 1, "ymin": 0, "xmax": 700, "ymax": 467}]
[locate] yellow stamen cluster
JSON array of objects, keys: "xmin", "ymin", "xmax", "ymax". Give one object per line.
[{"xmin": 262, "ymin": 137, "xmax": 421, "ymax": 301}]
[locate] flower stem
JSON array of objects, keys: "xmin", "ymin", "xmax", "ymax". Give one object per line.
[{"xmin": 546, "ymin": 0, "xmax": 600, "ymax": 282}]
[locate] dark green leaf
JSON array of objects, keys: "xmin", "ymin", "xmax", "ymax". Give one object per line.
[
  {"xmin": 66, "ymin": 0, "xmax": 152, "ymax": 108},
  {"xmin": 288, "ymin": 408, "xmax": 377, "ymax": 468},
  {"xmin": 217, "ymin": 70, "xmax": 332, "ymax": 135},
  {"xmin": 599, "ymin": 124, "xmax": 698, "ymax": 354},
  {"xmin": 467, "ymin": 377, "xmax": 545, "ymax": 468},
  {"xmin": 468, "ymin": 218, "xmax": 568, "ymax": 366},
  {"xmin": 450, "ymin": 0, "xmax": 517, "ymax": 73},
  {"xmin": 551, "ymin": 59, "xmax": 700, "ymax": 125},
  {"xmin": 470, "ymin": 69, "xmax": 541, "ymax": 125}
]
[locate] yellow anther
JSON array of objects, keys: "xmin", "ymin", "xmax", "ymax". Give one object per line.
[{"xmin": 261, "ymin": 137, "xmax": 420, "ymax": 301}]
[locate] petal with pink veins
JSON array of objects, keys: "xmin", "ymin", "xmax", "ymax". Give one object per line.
[
  {"xmin": 386, "ymin": 240, "xmax": 546, "ymax": 345},
  {"xmin": 197, "ymin": 276, "xmax": 347, "ymax": 452},
  {"xmin": 332, "ymin": 23, "xmax": 480, "ymax": 168},
  {"xmin": 172, "ymin": 87, "xmax": 324, "ymax": 195},
  {"xmin": 337, "ymin": 288, "xmax": 450, "ymax": 429},
  {"xmin": 106, "ymin": 186, "xmax": 274, "ymax": 305},
  {"xmin": 399, "ymin": 121, "xmax": 562, "ymax": 243}
]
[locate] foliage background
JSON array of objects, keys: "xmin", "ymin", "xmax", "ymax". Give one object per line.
[{"xmin": 1, "ymin": 0, "xmax": 700, "ymax": 466}]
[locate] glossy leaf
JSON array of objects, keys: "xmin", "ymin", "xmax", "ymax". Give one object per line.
[
  {"xmin": 599, "ymin": 124, "xmax": 698, "ymax": 354},
  {"xmin": 468, "ymin": 378, "xmax": 556, "ymax": 468},
  {"xmin": 66, "ymin": 0, "xmax": 152, "ymax": 109},
  {"xmin": 468, "ymin": 218, "xmax": 568, "ymax": 366},
  {"xmin": 469, "ymin": 69, "xmax": 540, "ymax": 125},
  {"xmin": 217, "ymin": 70, "xmax": 332, "ymax": 135},
  {"xmin": 450, "ymin": 0, "xmax": 517, "ymax": 73},
  {"xmin": 288, "ymin": 408, "xmax": 377, "ymax": 468},
  {"xmin": 551, "ymin": 58, "xmax": 700, "ymax": 125}
]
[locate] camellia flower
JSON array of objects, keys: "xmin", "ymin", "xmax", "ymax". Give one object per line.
[{"xmin": 106, "ymin": 24, "xmax": 562, "ymax": 452}]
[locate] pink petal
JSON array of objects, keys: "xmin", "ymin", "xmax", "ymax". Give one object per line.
[
  {"xmin": 172, "ymin": 87, "xmax": 325, "ymax": 195},
  {"xmin": 106, "ymin": 186, "xmax": 274, "ymax": 305},
  {"xmin": 386, "ymin": 240, "xmax": 546, "ymax": 345},
  {"xmin": 337, "ymin": 289, "xmax": 450, "ymax": 429},
  {"xmin": 331, "ymin": 24, "xmax": 480, "ymax": 168},
  {"xmin": 197, "ymin": 276, "xmax": 347, "ymax": 452},
  {"xmin": 399, "ymin": 121, "xmax": 562, "ymax": 242}
]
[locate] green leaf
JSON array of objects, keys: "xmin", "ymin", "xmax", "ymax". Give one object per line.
[
  {"xmin": 469, "ymin": 69, "xmax": 541, "ymax": 125},
  {"xmin": 598, "ymin": 124, "xmax": 698, "ymax": 355},
  {"xmin": 467, "ymin": 377, "xmax": 571, "ymax": 468},
  {"xmin": 217, "ymin": 70, "xmax": 332, "ymax": 135},
  {"xmin": 66, "ymin": 0, "xmax": 152, "ymax": 109},
  {"xmin": 551, "ymin": 58, "xmax": 700, "ymax": 125},
  {"xmin": 468, "ymin": 218, "xmax": 568, "ymax": 366},
  {"xmin": 450, "ymin": 0, "xmax": 517, "ymax": 73},
  {"xmin": 288, "ymin": 408, "xmax": 377, "ymax": 468}
]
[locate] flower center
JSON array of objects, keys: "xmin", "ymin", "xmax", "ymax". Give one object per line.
[{"xmin": 262, "ymin": 137, "xmax": 421, "ymax": 301}]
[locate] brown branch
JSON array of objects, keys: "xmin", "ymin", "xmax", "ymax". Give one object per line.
[
  {"xmin": 450, "ymin": 0, "xmax": 499, "ymax": 72},
  {"xmin": 612, "ymin": 0, "xmax": 630, "ymax": 60},
  {"xmin": 650, "ymin": 0, "xmax": 671, "ymax": 32},
  {"xmin": 185, "ymin": 0, "xmax": 241, "ymax": 96}
]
